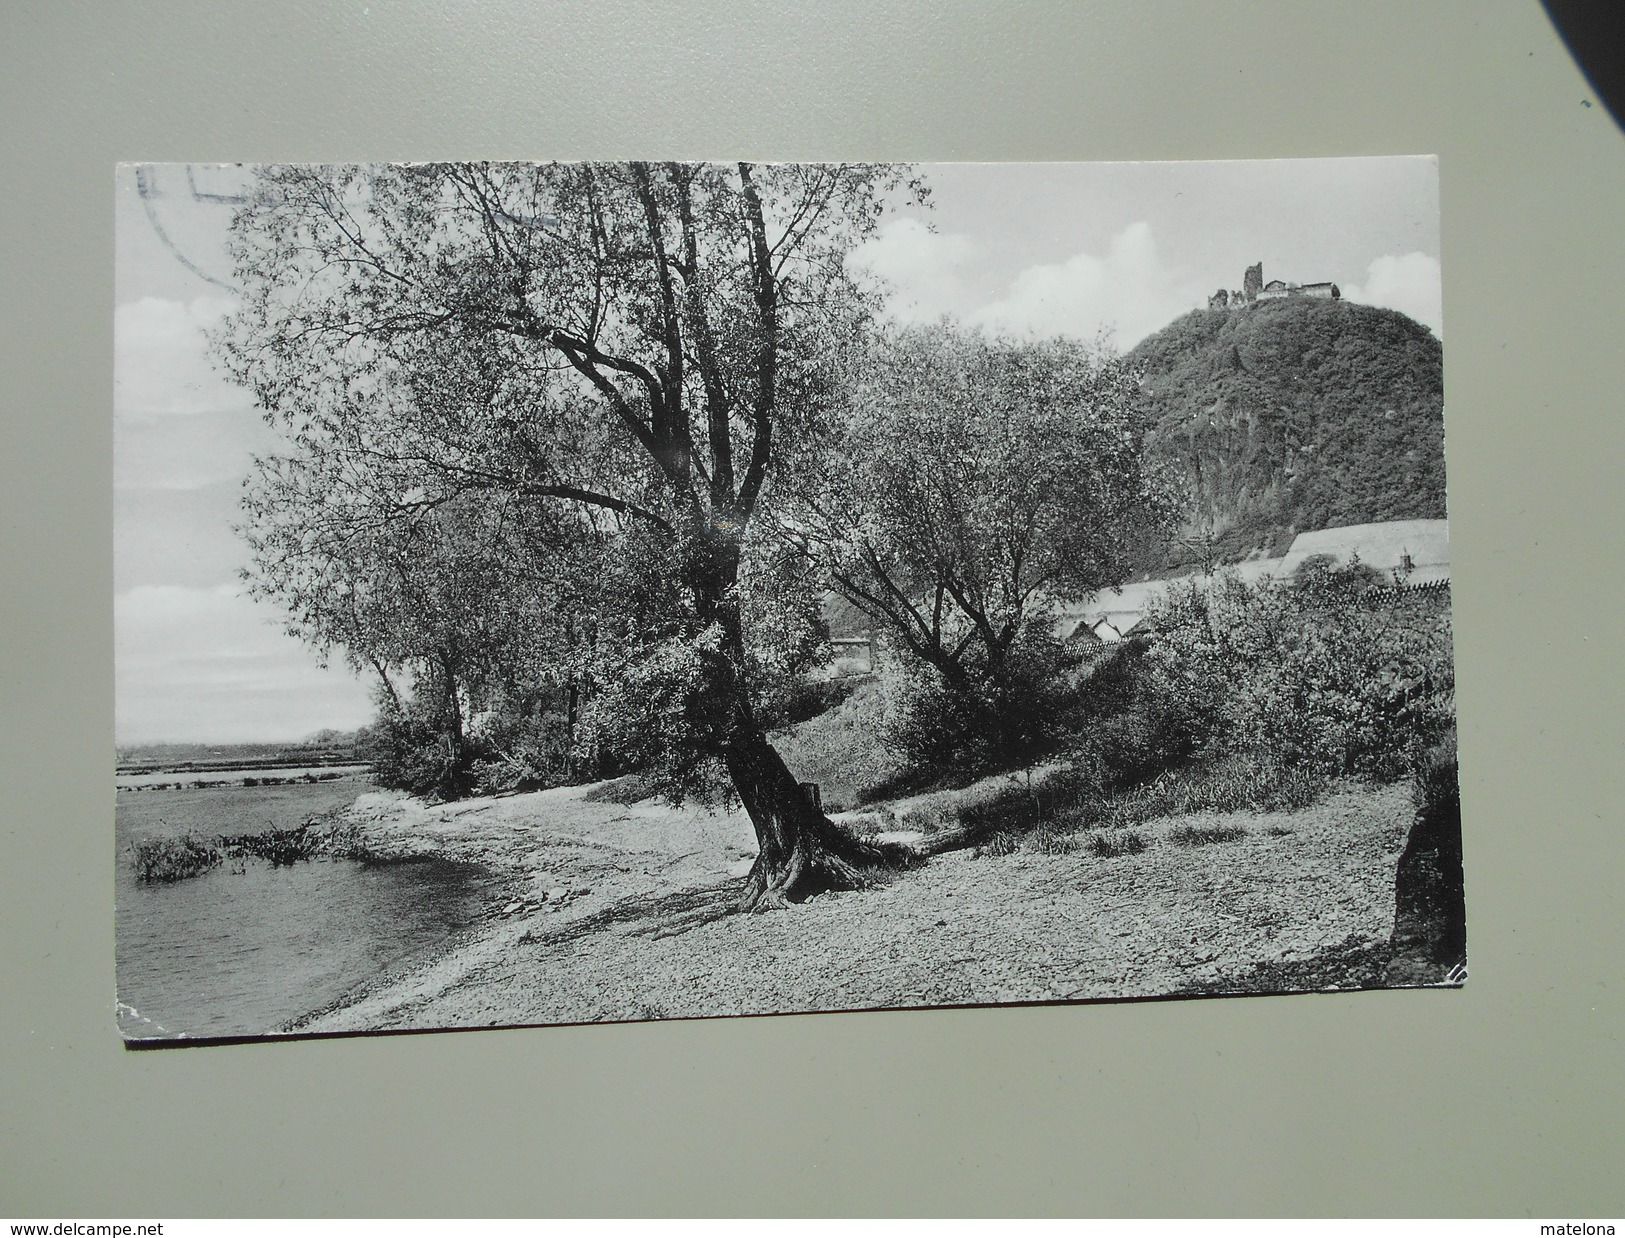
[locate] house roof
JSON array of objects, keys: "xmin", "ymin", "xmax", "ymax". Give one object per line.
[{"xmin": 1049, "ymin": 518, "xmax": 1451, "ymax": 641}]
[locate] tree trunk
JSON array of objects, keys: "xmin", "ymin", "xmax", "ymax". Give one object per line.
[
  {"xmin": 693, "ymin": 524, "xmax": 912, "ymax": 910},
  {"xmin": 723, "ymin": 726, "xmax": 914, "ymax": 912},
  {"xmin": 1384, "ymin": 758, "xmax": 1467, "ymax": 985}
]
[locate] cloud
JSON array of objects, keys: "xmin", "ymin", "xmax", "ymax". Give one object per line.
[
  {"xmin": 115, "ymin": 585, "xmax": 374, "ymax": 743},
  {"xmin": 115, "ymin": 295, "xmax": 281, "ymax": 491},
  {"xmin": 1342, "ymin": 252, "xmax": 1443, "ymax": 337},
  {"xmin": 115, "ymin": 295, "xmax": 252, "ymax": 422},
  {"xmin": 849, "ymin": 217, "xmax": 979, "ymax": 322},
  {"xmin": 852, "ymin": 219, "xmax": 1203, "ymax": 350},
  {"xmin": 968, "ymin": 222, "xmax": 1203, "ymax": 350}
]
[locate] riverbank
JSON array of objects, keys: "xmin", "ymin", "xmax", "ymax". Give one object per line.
[
  {"xmin": 290, "ymin": 777, "xmax": 1429, "ymax": 1035},
  {"xmin": 115, "ymin": 774, "xmax": 499, "ymax": 1040}
]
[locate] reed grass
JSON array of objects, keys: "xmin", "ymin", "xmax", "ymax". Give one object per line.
[{"xmin": 129, "ymin": 833, "xmax": 222, "ymax": 883}]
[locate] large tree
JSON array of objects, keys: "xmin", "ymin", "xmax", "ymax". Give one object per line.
[
  {"xmin": 790, "ymin": 325, "xmax": 1177, "ymax": 692},
  {"xmin": 218, "ymin": 161, "xmax": 919, "ymax": 909}
]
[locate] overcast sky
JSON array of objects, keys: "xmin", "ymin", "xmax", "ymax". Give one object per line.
[{"xmin": 114, "ymin": 157, "xmax": 1442, "ymax": 744}]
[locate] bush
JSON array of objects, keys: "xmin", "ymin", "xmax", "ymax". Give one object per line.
[
  {"xmin": 130, "ymin": 833, "xmax": 221, "ymax": 882},
  {"xmin": 1168, "ymin": 822, "xmax": 1248, "ymax": 847},
  {"xmin": 467, "ymin": 684, "xmax": 576, "ymax": 797},
  {"xmin": 365, "ymin": 708, "xmax": 476, "ymax": 802},
  {"xmin": 1138, "ymin": 563, "xmax": 1454, "ymax": 781},
  {"xmin": 876, "ymin": 632, "xmax": 1082, "ymax": 783},
  {"xmin": 364, "ymin": 678, "xmax": 584, "ymax": 802},
  {"xmin": 1088, "ymin": 829, "xmax": 1149, "ymax": 858},
  {"xmin": 1069, "ymin": 667, "xmax": 1204, "ymax": 792}
]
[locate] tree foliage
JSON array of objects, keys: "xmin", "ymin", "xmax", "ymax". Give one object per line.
[
  {"xmin": 793, "ymin": 324, "xmax": 1178, "ymax": 691},
  {"xmin": 217, "ymin": 161, "xmax": 923, "ymax": 905}
]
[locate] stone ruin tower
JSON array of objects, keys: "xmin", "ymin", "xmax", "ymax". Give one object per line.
[
  {"xmin": 1209, "ymin": 261, "xmax": 1269, "ymax": 310},
  {"xmin": 1243, "ymin": 261, "xmax": 1263, "ymax": 303},
  {"xmin": 1208, "ymin": 262, "xmax": 1341, "ymax": 312}
]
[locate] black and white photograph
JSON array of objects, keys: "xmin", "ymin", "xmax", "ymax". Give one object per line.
[{"xmin": 114, "ymin": 156, "xmax": 1462, "ymax": 1043}]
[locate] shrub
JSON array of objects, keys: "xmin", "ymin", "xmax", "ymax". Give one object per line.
[
  {"xmin": 876, "ymin": 631, "xmax": 1082, "ymax": 783},
  {"xmin": 365, "ymin": 709, "xmax": 476, "ymax": 802},
  {"xmin": 1069, "ymin": 678, "xmax": 1202, "ymax": 793},
  {"xmin": 130, "ymin": 833, "xmax": 221, "ymax": 882},
  {"xmin": 363, "ymin": 672, "xmax": 595, "ymax": 803},
  {"xmin": 467, "ymin": 684, "xmax": 576, "ymax": 797},
  {"xmin": 1088, "ymin": 829, "xmax": 1149, "ymax": 858},
  {"xmin": 1138, "ymin": 563, "xmax": 1454, "ymax": 781},
  {"xmin": 1168, "ymin": 822, "xmax": 1248, "ymax": 847}
]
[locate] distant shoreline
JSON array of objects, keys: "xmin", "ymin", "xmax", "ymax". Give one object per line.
[
  {"xmin": 117, "ymin": 755, "xmax": 371, "ymax": 776},
  {"xmin": 116, "ymin": 763, "xmax": 372, "ymax": 791}
]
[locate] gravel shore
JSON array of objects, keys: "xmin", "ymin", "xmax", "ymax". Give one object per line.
[{"xmin": 289, "ymin": 778, "xmax": 1421, "ymax": 1035}]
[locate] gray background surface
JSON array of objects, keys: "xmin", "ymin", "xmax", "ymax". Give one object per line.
[{"xmin": 2, "ymin": 0, "xmax": 1621, "ymax": 1218}]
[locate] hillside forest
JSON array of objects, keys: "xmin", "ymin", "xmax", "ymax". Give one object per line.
[{"xmin": 1130, "ymin": 297, "xmax": 1445, "ymax": 571}]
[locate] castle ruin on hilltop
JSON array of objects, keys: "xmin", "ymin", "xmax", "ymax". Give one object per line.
[{"xmin": 1208, "ymin": 262, "xmax": 1341, "ymax": 309}]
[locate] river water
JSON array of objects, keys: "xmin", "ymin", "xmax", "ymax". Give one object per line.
[{"xmin": 115, "ymin": 775, "xmax": 499, "ymax": 1041}]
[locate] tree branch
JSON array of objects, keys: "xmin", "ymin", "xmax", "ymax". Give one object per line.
[
  {"xmin": 675, "ymin": 167, "xmax": 736, "ymax": 505},
  {"xmin": 733, "ymin": 162, "xmax": 778, "ymax": 523}
]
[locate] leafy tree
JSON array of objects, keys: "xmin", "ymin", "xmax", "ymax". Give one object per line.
[
  {"xmin": 218, "ymin": 161, "xmax": 920, "ymax": 909},
  {"xmin": 242, "ymin": 438, "xmax": 595, "ymax": 798},
  {"xmin": 787, "ymin": 325, "xmax": 1176, "ymax": 767}
]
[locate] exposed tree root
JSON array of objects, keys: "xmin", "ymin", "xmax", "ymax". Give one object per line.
[
  {"xmin": 735, "ymin": 814, "xmax": 919, "ymax": 913},
  {"xmin": 725, "ymin": 726, "xmax": 920, "ymax": 912}
]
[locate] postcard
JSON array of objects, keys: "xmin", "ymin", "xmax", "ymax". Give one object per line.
[{"xmin": 115, "ymin": 158, "xmax": 1462, "ymax": 1042}]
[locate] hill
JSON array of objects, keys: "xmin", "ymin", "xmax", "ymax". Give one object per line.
[{"xmin": 1127, "ymin": 297, "xmax": 1446, "ymax": 571}]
